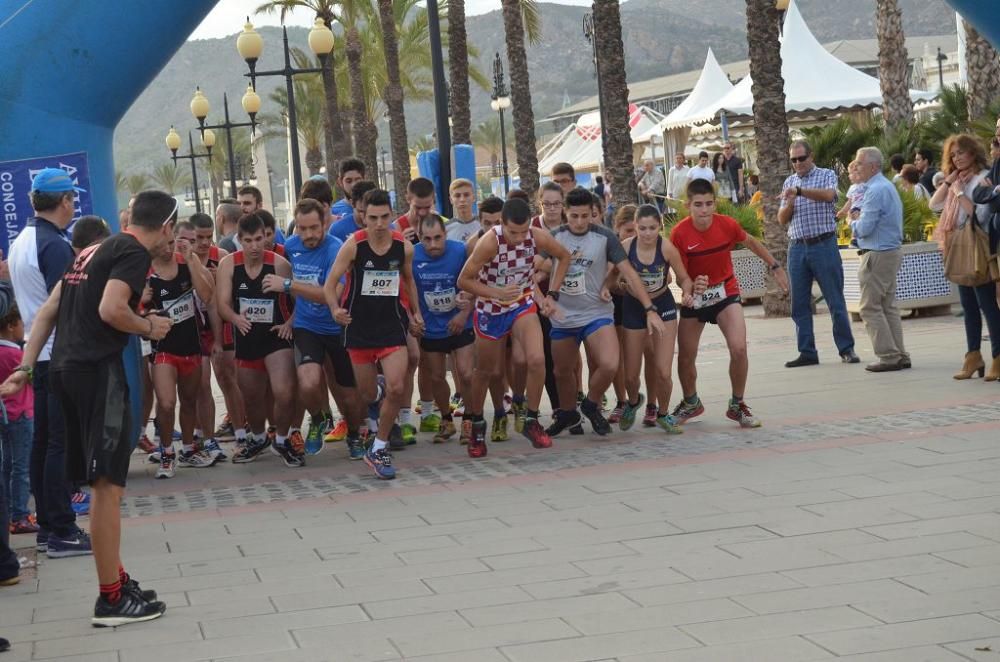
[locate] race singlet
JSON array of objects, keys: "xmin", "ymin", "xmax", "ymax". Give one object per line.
[
  {"xmin": 694, "ymin": 282, "xmax": 726, "ymax": 309},
  {"xmin": 361, "ymin": 270, "xmax": 400, "ymax": 297},
  {"xmin": 240, "ymin": 297, "xmax": 275, "ymax": 323}
]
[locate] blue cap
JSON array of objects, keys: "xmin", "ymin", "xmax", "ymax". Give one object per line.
[{"xmin": 30, "ymin": 168, "xmax": 86, "ymax": 194}]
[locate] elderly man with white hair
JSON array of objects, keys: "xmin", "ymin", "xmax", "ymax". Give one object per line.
[
  {"xmin": 638, "ymin": 159, "xmax": 666, "ymax": 211},
  {"xmin": 850, "ymin": 146, "xmax": 911, "ymax": 373}
]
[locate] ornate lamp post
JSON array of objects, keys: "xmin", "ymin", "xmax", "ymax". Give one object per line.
[
  {"xmin": 189, "ymin": 85, "xmax": 261, "ymax": 198},
  {"xmin": 165, "ymin": 126, "xmax": 214, "ymax": 213},
  {"xmin": 490, "ymin": 52, "xmax": 512, "ymax": 196},
  {"xmin": 236, "ymin": 17, "xmax": 334, "ymax": 199}
]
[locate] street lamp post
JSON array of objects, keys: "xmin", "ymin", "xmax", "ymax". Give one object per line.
[
  {"xmin": 236, "ymin": 17, "xmax": 334, "ymax": 200},
  {"xmin": 490, "ymin": 52, "xmax": 512, "ymax": 196},
  {"xmin": 427, "ymin": 0, "xmax": 452, "ymax": 217},
  {"xmin": 380, "ymin": 147, "xmax": 389, "ymax": 189},
  {"xmin": 189, "ymin": 86, "xmax": 261, "ymax": 199},
  {"xmin": 936, "ymin": 47, "xmax": 948, "ymax": 90},
  {"xmin": 583, "ymin": 9, "xmax": 608, "ymax": 160},
  {"xmin": 165, "ymin": 126, "xmax": 215, "ymax": 214}
]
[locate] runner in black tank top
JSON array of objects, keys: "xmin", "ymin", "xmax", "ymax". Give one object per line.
[
  {"xmin": 342, "ymin": 230, "xmax": 408, "ymax": 349},
  {"xmin": 150, "ymin": 256, "xmax": 200, "ymax": 358},
  {"xmin": 230, "ymin": 250, "xmax": 292, "ymax": 361}
]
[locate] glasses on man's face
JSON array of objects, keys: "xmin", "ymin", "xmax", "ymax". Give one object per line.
[{"xmin": 790, "ymin": 155, "xmax": 809, "ymax": 164}]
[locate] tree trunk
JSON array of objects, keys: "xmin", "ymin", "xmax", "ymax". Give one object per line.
[
  {"xmin": 501, "ymin": 0, "xmax": 539, "ymax": 202},
  {"xmin": 346, "ymin": 25, "xmax": 378, "ymax": 180},
  {"xmin": 592, "ymin": 0, "xmax": 636, "ymax": 209},
  {"xmin": 378, "ymin": 0, "xmax": 411, "ymax": 210},
  {"xmin": 875, "ymin": 0, "xmax": 913, "ymax": 130},
  {"xmin": 305, "ymin": 146, "xmax": 323, "ymax": 177},
  {"xmin": 447, "ymin": 0, "xmax": 472, "ymax": 146},
  {"xmin": 318, "ymin": 11, "xmax": 349, "ymax": 181},
  {"xmin": 746, "ymin": 0, "xmax": 791, "ymax": 317},
  {"xmin": 965, "ymin": 22, "xmax": 1000, "ymax": 122}
]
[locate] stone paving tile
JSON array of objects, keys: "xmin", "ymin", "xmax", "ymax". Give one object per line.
[
  {"xmin": 623, "ymin": 572, "xmax": 803, "ymax": 607},
  {"xmin": 481, "ymin": 542, "xmax": 636, "ymax": 571},
  {"xmin": 821, "ymin": 531, "xmax": 995, "ymax": 562},
  {"xmin": 933, "ymin": 543, "xmax": 1000, "ymax": 568},
  {"xmin": 422, "ymin": 562, "xmax": 586, "ymax": 594},
  {"xmin": 390, "ymin": 618, "xmax": 580, "ymax": 658},
  {"xmin": 893, "ymin": 563, "xmax": 1000, "ymax": 594},
  {"xmin": 853, "ymin": 585, "xmax": 1000, "ymax": 623},
  {"xmin": 200, "ymin": 605, "xmax": 368, "ymax": 639},
  {"xmin": 944, "ymin": 635, "xmax": 1000, "ymax": 661},
  {"xmin": 805, "ymin": 614, "xmax": 1000, "ymax": 656},
  {"xmin": 779, "ymin": 554, "xmax": 960, "ymax": 587},
  {"xmin": 270, "ymin": 579, "xmax": 433, "ymax": 612},
  {"xmin": 563, "ymin": 597, "xmax": 754, "ymax": 635},
  {"xmin": 678, "ymin": 605, "xmax": 881, "ymax": 645},
  {"xmin": 616, "ymin": 636, "xmax": 835, "ymax": 662},
  {"xmin": 291, "ymin": 610, "xmax": 469, "ymax": 653},
  {"xmin": 118, "ymin": 632, "xmax": 298, "ymax": 662},
  {"xmin": 861, "ymin": 512, "xmax": 1000, "ymax": 541},
  {"xmin": 815, "ymin": 646, "xmax": 969, "ymax": 661},
  {"xmin": 498, "ymin": 626, "xmax": 701, "ymax": 662},
  {"xmin": 731, "ymin": 579, "xmax": 926, "ymax": 615},
  {"xmin": 363, "ymin": 586, "xmax": 532, "ymax": 620},
  {"xmin": 32, "ymin": 619, "xmax": 202, "ymax": 658},
  {"xmin": 520, "ymin": 566, "xmax": 691, "ymax": 600},
  {"xmin": 460, "ymin": 593, "xmax": 636, "ymax": 627}
]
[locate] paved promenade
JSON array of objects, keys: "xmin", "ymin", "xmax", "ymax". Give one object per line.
[{"xmin": 3, "ymin": 307, "xmax": 1000, "ymax": 661}]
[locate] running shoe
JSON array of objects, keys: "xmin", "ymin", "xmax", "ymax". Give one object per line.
[
  {"xmin": 420, "ymin": 412, "xmax": 441, "ymax": 433},
  {"xmin": 155, "ymin": 453, "xmax": 176, "ymax": 479},
  {"xmin": 576, "ymin": 391, "xmax": 585, "ymax": 408},
  {"xmin": 491, "ymin": 415, "xmax": 510, "ymax": 442},
  {"xmin": 346, "ymin": 435, "xmax": 366, "ymax": 460},
  {"xmin": 123, "ymin": 577, "xmax": 157, "ymax": 602},
  {"xmin": 9, "ymin": 515, "xmax": 39, "ymax": 535},
  {"xmin": 459, "ymin": 418, "xmax": 472, "ymax": 445},
  {"xmin": 136, "ymin": 434, "xmax": 156, "ymax": 454},
  {"xmin": 36, "ymin": 530, "xmax": 49, "ymax": 552},
  {"xmin": 511, "ymin": 401, "xmax": 526, "ymax": 434},
  {"xmin": 92, "ymin": 592, "xmax": 166, "ymax": 628},
  {"xmin": 619, "ymin": 393, "xmax": 646, "ymax": 431},
  {"xmin": 608, "ymin": 402, "xmax": 625, "ymax": 424},
  {"xmin": 389, "ymin": 423, "xmax": 405, "ymax": 450},
  {"xmin": 232, "ymin": 435, "xmax": 270, "ymax": 463},
  {"xmin": 305, "ymin": 415, "xmax": 326, "ymax": 455},
  {"xmin": 47, "ymin": 528, "xmax": 93, "ymax": 558},
  {"xmin": 671, "ymin": 397, "xmax": 705, "ymax": 424},
  {"xmin": 726, "ymin": 399, "xmax": 762, "ymax": 428},
  {"xmin": 569, "ymin": 423, "xmax": 585, "ymax": 435},
  {"xmin": 289, "ymin": 430, "xmax": 306, "ymax": 455},
  {"xmin": 433, "ymin": 419, "xmax": 456, "ymax": 444},
  {"xmin": 642, "ymin": 403, "xmax": 658, "ymax": 427},
  {"xmin": 601, "ymin": 394, "xmax": 609, "ymax": 411},
  {"xmin": 400, "ymin": 423, "xmax": 417, "ymax": 445},
  {"xmin": 273, "ymin": 439, "xmax": 305, "ymax": 468},
  {"xmin": 523, "ymin": 417, "xmax": 553, "ymax": 449},
  {"xmin": 546, "ymin": 409, "xmax": 583, "ymax": 437},
  {"xmin": 71, "ymin": 491, "xmax": 91, "ymax": 516},
  {"xmin": 655, "ymin": 413, "xmax": 684, "ymax": 435},
  {"xmin": 178, "ymin": 449, "xmax": 215, "ymax": 468},
  {"xmin": 581, "ymin": 399, "xmax": 611, "ymax": 436},
  {"xmin": 468, "ymin": 420, "xmax": 488, "ymax": 458},
  {"xmin": 324, "ymin": 419, "xmax": 348, "ymax": 443},
  {"xmin": 214, "ymin": 416, "xmax": 236, "ymax": 440},
  {"xmin": 364, "ymin": 447, "xmax": 396, "ymax": 479},
  {"xmin": 203, "ymin": 438, "xmax": 228, "ymax": 462},
  {"xmin": 266, "ymin": 426, "xmax": 278, "ymax": 447},
  {"xmin": 450, "ymin": 393, "xmax": 463, "ymax": 412}
]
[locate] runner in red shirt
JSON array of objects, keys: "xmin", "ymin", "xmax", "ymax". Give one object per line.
[{"xmin": 670, "ymin": 178, "xmax": 788, "ymax": 428}]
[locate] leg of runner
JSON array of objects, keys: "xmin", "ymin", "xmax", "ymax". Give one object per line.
[
  {"xmin": 197, "ymin": 357, "xmax": 226, "ymax": 462},
  {"xmin": 609, "ymin": 326, "xmax": 628, "ymax": 424},
  {"xmin": 329, "ymin": 379, "xmax": 364, "ymax": 459},
  {"xmin": 265, "ymin": 348, "xmax": 303, "ymax": 466},
  {"xmin": 674, "ymin": 317, "xmax": 706, "ymax": 424},
  {"xmin": 579, "ymin": 325, "xmax": 617, "ymax": 435},
  {"xmin": 642, "ymin": 341, "xmax": 659, "ymax": 427},
  {"xmin": 511, "ymin": 312, "xmax": 551, "ymax": 449},
  {"xmin": 549, "ymin": 337, "xmax": 584, "ymax": 435},
  {"xmin": 422, "ymin": 350, "xmax": 454, "ymax": 443},
  {"xmin": 537, "ymin": 315, "xmax": 560, "ymax": 416},
  {"xmin": 466, "ymin": 334, "xmax": 504, "ymax": 457},
  {"xmin": 621, "ymin": 327, "xmax": 647, "ymax": 431},
  {"xmin": 213, "ymin": 350, "xmax": 245, "ymax": 438},
  {"xmin": 140, "ymin": 359, "xmax": 154, "ymax": 446},
  {"xmin": 176, "ymin": 362, "xmax": 213, "ymax": 466},
  {"xmin": 397, "ymin": 334, "xmax": 420, "ymax": 444},
  {"xmin": 357, "ymin": 348, "xmax": 407, "ymax": 479},
  {"xmin": 508, "ymin": 337, "xmax": 527, "ymax": 433},
  {"xmin": 296, "ymin": 360, "xmax": 327, "ymax": 454},
  {"xmin": 715, "ymin": 303, "xmax": 761, "ymax": 428},
  {"xmin": 233, "ymin": 365, "xmax": 270, "ymax": 461},
  {"xmin": 151, "ymin": 363, "xmax": 179, "ymax": 479},
  {"xmin": 417, "ymin": 352, "xmax": 441, "ymax": 434},
  {"xmin": 649, "ymin": 321, "xmax": 681, "ymax": 433}
]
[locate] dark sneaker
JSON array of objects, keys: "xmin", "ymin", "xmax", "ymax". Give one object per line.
[
  {"xmin": 232, "ymin": 435, "xmax": 270, "ymax": 463},
  {"xmin": 178, "ymin": 449, "xmax": 215, "ymax": 468},
  {"xmin": 92, "ymin": 592, "xmax": 166, "ymax": 628},
  {"xmin": 202, "ymin": 438, "xmax": 227, "ymax": 462},
  {"xmin": 546, "ymin": 409, "xmax": 582, "ymax": 437},
  {"xmin": 10, "ymin": 515, "xmax": 39, "ymax": 535},
  {"xmin": 840, "ymin": 350, "xmax": 860, "ymax": 364},
  {"xmin": 47, "ymin": 529, "xmax": 93, "ymax": 558},
  {"xmin": 468, "ymin": 420, "xmax": 488, "ymax": 458},
  {"xmin": 388, "ymin": 423, "xmax": 405, "ymax": 450},
  {"xmin": 273, "ymin": 440, "xmax": 305, "ymax": 468},
  {"xmin": 305, "ymin": 415, "xmax": 325, "ymax": 455},
  {"xmin": 642, "ymin": 404, "xmax": 658, "ymax": 427},
  {"xmin": 123, "ymin": 577, "xmax": 157, "ymax": 602},
  {"xmin": 785, "ymin": 355, "xmax": 820, "ymax": 368},
  {"xmin": 364, "ymin": 447, "xmax": 396, "ymax": 480},
  {"xmin": 523, "ymin": 417, "xmax": 552, "ymax": 449},
  {"xmin": 726, "ymin": 398, "xmax": 762, "ymax": 428},
  {"xmin": 36, "ymin": 530, "xmax": 49, "ymax": 552},
  {"xmin": 346, "ymin": 435, "xmax": 366, "ymax": 460},
  {"xmin": 569, "ymin": 422, "xmax": 585, "ymax": 435},
  {"xmin": 580, "ymin": 399, "xmax": 611, "ymax": 436},
  {"xmin": 619, "ymin": 393, "xmax": 646, "ymax": 431},
  {"xmin": 671, "ymin": 397, "xmax": 705, "ymax": 424}
]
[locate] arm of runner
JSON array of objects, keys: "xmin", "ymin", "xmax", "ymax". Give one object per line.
[
  {"xmin": 532, "ymin": 228, "xmax": 571, "ymax": 296},
  {"xmin": 100, "ymin": 280, "xmax": 172, "ymax": 339},
  {"xmin": 457, "ymin": 232, "xmax": 508, "ymax": 301},
  {"xmin": 614, "ymin": 259, "xmax": 666, "ymax": 335},
  {"xmin": 325, "ymin": 237, "xmax": 356, "ymax": 325},
  {"xmin": 741, "ymin": 235, "xmax": 789, "ymax": 293},
  {"xmin": 661, "ymin": 238, "xmax": 695, "ymax": 307},
  {"xmin": 402, "ymin": 241, "xmax": 424, "ymax": 335},
  {"xmin": 214, "ymin": 256, "xmax": 251, "ymax": 335},
  {"xmin": 187, "ymin": 250, "xmax": 215, "ymax": 304},
  {"xmin": 0, "ymin": 282, "xmax": 63, "ymax": 395}
]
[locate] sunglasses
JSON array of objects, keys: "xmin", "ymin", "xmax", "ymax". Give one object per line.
[
  {"xmin": 790, "ymin": 155, "xmax": 810, "ymax": 163},
  {"xmin": 163, "ymin": 199, "xmax": 179, "ymax": 226}
]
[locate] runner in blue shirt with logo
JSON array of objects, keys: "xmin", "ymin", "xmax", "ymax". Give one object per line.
[
  {"xmin": 411, "ymin": 215, "xmax": 474, "ymax": 444},
  {"xmin": 328, "ymin": 159, "xmax": 369, "ymax": 241},
  {"xmin": 262, "ymin": 198, "xmax": 363, "ymax": 458}
]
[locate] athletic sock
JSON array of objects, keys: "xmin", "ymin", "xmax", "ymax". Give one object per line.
[
  {"xmin": 398, "ymin": 408, "xmax": 413, "ymax": 426},
  {"xmin": 194, "ymin": 428, "xmax": 203, "ymax": 439},
  {"xmin": 276, "ymin": 434, "xmax": 287, "ymax": 448},
  {"xmin": 235, "ymin": 428, "xmax": 247, "ymax": 441},
  {"xmin": 684, "ymin": 392, "xmax": 699, "ymax": 405},
  {"xmin": 419, "ymin": 401, "xmax": 434, "ymax": 419},
  {"xmin": 367, "ymin": 417, "xmax": 379, "ymax": 431},
  {"xmin": 118, "ymin": 564, "xmax": 129, "ymax": 586},
  {"xmin": 100, "ymin": 580, "xmax": 123, "ymax": 605},
  {"xmin": 182, "ymin": 443, "xmax": 195, "ymax": 454},
  {"xmin": 371, "ymin": 438, "xmax": 387, "ymax": 452}
]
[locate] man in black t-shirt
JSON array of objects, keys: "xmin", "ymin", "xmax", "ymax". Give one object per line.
[{"xmin": 2, "ymin": 190, "xmax": 175, "ymax": 627}]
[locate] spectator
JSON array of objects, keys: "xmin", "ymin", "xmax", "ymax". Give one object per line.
[
  {"xmin": 914, "ymin": 148, "xmax": 939, "ymax": 195},
  {"xmin": 687, "ymin": 151, "xmax": 715, "ymax": 184},
  {"xmin": 721, "ymin": 142, "xmax": 745, "ymax": 202},
  {"xmin": 930, "ymin": 133, "xmax": 998, "ymax": 381},
  {"xmin": 850, "ymin": 147, "xmax": 910, "ymax": 372},
  {"xmin": 712, "ymin": 153, "xmax": 734, "ymax": 202},
  {"xmin": 889, "ymin": 153, "xmax": 906, "ymax": 183},
  {"xmin": 0, "ymin": 294, "xmax": 34, "ymax": 536},
  {"xmin": 666, "ymin": 153, "xmax": 690, "ymax": 200},
  {"xmin": 637, "ymin": 160, "xmax": 666, "ymax": 210},
  {"xmin": 551, "ymin": 162, "xmax": 576, "ymax": 195},
  {"xmin": 592, "ymin": 175, "xmax": 606, "ymax": 201},
  {"xmin": 898, "ymin": 165, "xmax": 930, "ymax": 201}
]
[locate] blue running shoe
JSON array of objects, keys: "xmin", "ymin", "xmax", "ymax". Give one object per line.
[
  {"xmin": 71, "ymin": 490, "xmax": 91, "ymax": 516},
  {"xmin": 364, "ymin": 447, "xmax": 396, "ymax": 480},
  {"xmin": 305, "ymin": 415, "xmax": 325, "ymax": 455},
  {"xmin": 346, "ymin": 435, "xmax": 365, "ymax": 460}
]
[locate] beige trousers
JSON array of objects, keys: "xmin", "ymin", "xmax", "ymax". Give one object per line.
[{"xmin": 858, "ymin": 249, "xmax": 909, "ymax": 364}]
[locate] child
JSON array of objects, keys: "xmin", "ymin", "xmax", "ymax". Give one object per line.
[{"xmin": 0, "ymin": 293, "xmax": 35, "ymax": 535}]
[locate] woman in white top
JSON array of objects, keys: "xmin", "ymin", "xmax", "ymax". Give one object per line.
[{"xmin": 899, "ymin": 164, "xmax": 929, "ymax": 201}]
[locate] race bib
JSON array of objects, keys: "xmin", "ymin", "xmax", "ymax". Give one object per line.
[
  {"xmin": 694, "ymin": 282, "xmax": 726, "ymax": 309},
  {"xmin": 240, "ymin": 297, "xmax": 275, "ymax": 324},
  {"xmin": 424, "ymin": 287, "xmax": 456, "ymax": 313},
  {"xmin": 561, "ymin": 270, "xmax": 586, "ymax": 296},
  {"xmin": 640, "ymin": 270, "xmax": 665, "ymax": 293},
  {"xmin": 361, "ymin": 270, "xmax": 400, "ymax": 297},
  {"xmin": 164, "ymin": 291, "xmax": 196, "ymax": 324}
]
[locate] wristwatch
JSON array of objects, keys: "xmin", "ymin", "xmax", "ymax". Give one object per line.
[
  {"xmin": 795, "ymin": 186, "xmax": 802, "ymax": 197},
  {"xmin": 283, "ymin": 278, "xmax": 292, "ymax": 293},
  {"xmin": 14, "ymin": 365, "xmax": 33, "ymax": 383},
  {"xmin": 548, "ymin": 291, "xmax": 561, "ymax": 302},
  {"xmin": 769, "ymin": 263, "xmax": 783, "ymax": 272},
  {"xmin": 644, "ymin": 303, "xmax": 658, "ymax": 314}
]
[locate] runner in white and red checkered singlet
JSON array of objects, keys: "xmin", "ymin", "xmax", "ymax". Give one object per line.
[{"xmin": 457, "ymin": 199, "xmax": 572, "ymax": 458}]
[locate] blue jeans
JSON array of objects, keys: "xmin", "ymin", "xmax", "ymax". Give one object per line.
[
  {"xmin": 31, "ymin": 361, "xmax": 76, "ymax": 537},
  {"xmin": 1, "ymin": 413, "xmax": 33, "ymax": 522},
  {"xmin": 0, "ymin": 432, "xmax": 19, "ymax": 581},
  {"xmin": 959, "ymin": 283, "xmax": 1000, "ymax": 358},
  {"xmin": 788, "ymin": 234, "xmax": 855, "ymax": 359}
]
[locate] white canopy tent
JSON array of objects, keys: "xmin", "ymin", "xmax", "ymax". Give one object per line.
[{"xmin": 538, "ymin": 104, "xmax": 665, "ymax": 176}]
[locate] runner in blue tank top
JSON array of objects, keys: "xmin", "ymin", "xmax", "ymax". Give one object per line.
[{"xmin": 411, "ymin": 216, "xmax": 474, "ymax": 445}]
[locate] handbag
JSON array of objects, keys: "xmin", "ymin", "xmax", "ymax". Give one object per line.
[{"xmin": 943, "ymin": 216, "xmax": 997, "ymax": 286}]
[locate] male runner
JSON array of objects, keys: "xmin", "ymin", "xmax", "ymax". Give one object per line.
[
  {"xmin": 394, "ymin": 177, "xmax": 438, "ymax": 242},
  {"xmin": 328, "ymin": 179, "xmax": 377, "ymax": 243},
  {"xmin": 216, "ymin": 202, "xmax": 242, "ymax": 254},
  {"xmin": 329, "ymin": 158, "xmax": 367, "ymax": 233},
  {"xmin": 215, "ymin": 213, "xmax": 301, "ymax": 466},
  {"xmin": 262, "ymin": 198, "xmax": 363, "ymax": 458},
  {"xmin": 2, "ymin": 189, "xmax": 175, "ymax": 625},
  {"xmin": 457, "ymin": 198, "xmax": 571, "ymax": 458},
  {"xmin": 148, "ymin": 221, "xmax": 216, "ymax": 478},
  {"xmin": 412, "ymin": 215, "xmax": 473, "ymax": 444},
  {"xmin": 445, "ymin": 178, "xmax": 479, "ymax": 243},
  {"xmin": 238, "ymin": 186, "xmax": 284, "ymax": 245},
  {"xmin": 670, "ymin": 178, "xmax": 788, "ymax": 427},
  {"xmin": 326, "ymin": 189, "xmax": 424, "ymax": 479},
  {"xmin": 544, "ymin": 187, "xmax": 666, "ymax": 436}
]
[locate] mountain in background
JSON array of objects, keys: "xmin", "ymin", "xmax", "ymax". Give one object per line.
[{"xmin": 114, "ymin": 0, "xmax": 956, "ymax": 184}]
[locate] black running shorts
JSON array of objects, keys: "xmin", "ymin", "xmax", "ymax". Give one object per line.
[{"xmin": 293, "ymin": 328, "xmax": 356, "ymax": 387}]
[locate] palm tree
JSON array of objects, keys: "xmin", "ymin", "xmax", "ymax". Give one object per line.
[
  {"xmin": 592, "ymin": 0, "xmax": 636, "ymax": 209},
  {"xmin": 151, "ymin": 163, "xmax": 192, "ymax": 195},
  {"xmin": 875, "ymin": 0, "xmax": 913, "ymax": 130},
  {"xmin": 255, "ymin": 0, "xmax": 350, "ymax": 178},
  {"xmin": 447, "ymin": 0, "xmax": 472, "ymax": 146},
  {"xmin": 114, "ymin": 170, "xmax": 127, "ymax": 197},
  {"xmin": 410, "ymin": 134, "xmax": 436, "ymax": 154},
  {"xmin": 378, "ymin": 0, "xmax": 411, "ymax": 209},
  {"xmin": 501, "ymin": 0, "xmax": 540, "ymax": 201},
  {"xmin": 340, "ymin": 0, "xmax": 377, "ymax": 177},
  {"xmin": 964, "ymin": 22, "xmax": 1000, "ymax": 122},
  {"xmin": 125, "ymin": 173, "xmax": 151, "ymax": 196},
  {"xmin": 472, "ymin": 117, "xmax": 512, "ymax": 171},
  {"xmin": 746, "ymin": 0, "xmax": 791, "ymax": 317}
]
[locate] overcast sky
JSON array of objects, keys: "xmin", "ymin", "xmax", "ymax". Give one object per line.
[{"xmin": 191, "ymin": 0, "xmax": 600, "ymax": 40}]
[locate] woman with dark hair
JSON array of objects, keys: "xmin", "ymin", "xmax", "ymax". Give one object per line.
[
  {"xmin": 898, "ymin": 165, "xmax": 929, "ymax": 201},
  {"xmin": 711, "ymin": 152, "xmax": 734, "ymax": 201},
  {"xmin": 930, "ymin": 133, "xmax": 999, "ymax": 381}
]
